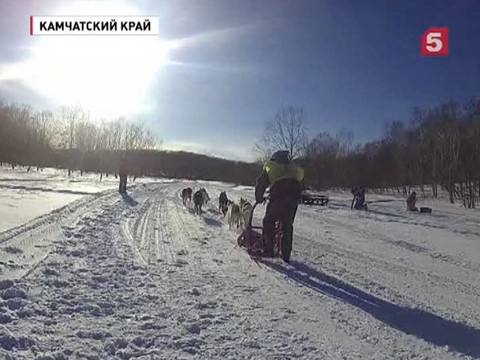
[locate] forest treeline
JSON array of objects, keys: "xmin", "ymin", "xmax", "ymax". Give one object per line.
[
  {"xmin": 2, "ymin": 98, "xmax": 480, "ymax": 206},
  {"xmin": 0, "ymin": 101, "xmax": 261, "ymax": 186},
  {"xmin": 301, "ymin": 98, "xmax": 480, "ymax": 207}
]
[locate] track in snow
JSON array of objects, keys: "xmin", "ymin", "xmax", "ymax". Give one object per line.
[{"xmin": 0, "ymin": 181, "xmax": 480, "ymax": 359}]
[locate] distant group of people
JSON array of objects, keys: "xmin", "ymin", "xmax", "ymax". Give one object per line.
[{"xmin": 350, "ymin": 186, "xmax": 421, "ymax": 212}]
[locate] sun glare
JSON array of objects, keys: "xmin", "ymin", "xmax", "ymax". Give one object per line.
[
  {"xmin": 7, "ymin": 1, "xmax": 170, "ymax": 119},
  {"xmin": 25, "ymin": 36, "xmax": 169, "ymax": 118}
]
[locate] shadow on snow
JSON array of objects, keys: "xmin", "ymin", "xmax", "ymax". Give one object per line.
[
  {"xmin": 203, "ymin": 217, "xmax": 223, "ymax": 227},
  {"xmin": 259, "ymin": 259, "xmax": 480, "ymax": 358},
  {"xmin": 121, "ymin": 193, "xmax": 138, "ymax": 206}
]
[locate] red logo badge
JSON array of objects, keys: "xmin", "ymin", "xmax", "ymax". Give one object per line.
[{"xmin": 421, "ymin": 27, "xmax": 449, "ymax": 56}]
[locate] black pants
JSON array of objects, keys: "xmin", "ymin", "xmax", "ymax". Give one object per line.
[
  {"xmin": 262, "ymin": 198, "xmax": 298, "ymax": 259},
  {"xmin": 119, "ymin": 174, "xmax": 127, "ymax": 193}
]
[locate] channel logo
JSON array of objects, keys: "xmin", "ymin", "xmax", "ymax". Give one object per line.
[{"xmin": 421, "ymin": 27, "xmax": 449, "ymax": 56}]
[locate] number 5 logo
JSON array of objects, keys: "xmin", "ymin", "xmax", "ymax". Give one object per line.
[{"xmin": 421, "ymin": 27, "xmax": 449, "ymax": 56}]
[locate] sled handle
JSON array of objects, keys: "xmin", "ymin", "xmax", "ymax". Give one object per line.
[{"xmin": 249, "ymin": 197, "xmax": 268, "ymax": 228}]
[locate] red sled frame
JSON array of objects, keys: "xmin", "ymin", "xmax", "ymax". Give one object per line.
[{"xmin": 237, "ymin": 202, "xmax": 284, "ymax": 257}]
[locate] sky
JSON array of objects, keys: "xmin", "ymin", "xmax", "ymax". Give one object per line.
[{"xmin": 0, "ymin": 0, "xmax": 479, "ymax": 162}]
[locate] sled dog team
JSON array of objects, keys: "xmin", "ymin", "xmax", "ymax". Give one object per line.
[
  {"xmin": 181, "ymin": 187, "xmax": 210, "ymax": 215},
  {"xmin": 181, "ymin": 187, "xmax": 253, "ymax": 230}
]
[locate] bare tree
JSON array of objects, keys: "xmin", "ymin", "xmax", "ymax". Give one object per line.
[
  {"xmin": 335, "ymin": 128, "xmax": 354, "ymax": 157},
  {"xmin": 32, "ymin": 110, "xmax": 54, "ymax": 170},
  {"xmin": 384, "ymin": 121, "xmax": 409, "ymax": 194},
  {"xmin": 436, "ymin": 102, "xmax": 461, "ymax": 203},
  {"xmin": 305, "ymin": 132, "xmax": 339, "ymax": 188},
  {"xmin": 108, "ymin": 118, "xmax": 125, "ymax": 150},
  {"xmin": 58, "ymin": 106, "xmax": 84, "ymax": 175},
  {"xmin": 256, "ymin": 106, "xmax": 308, "ymax": 160}
]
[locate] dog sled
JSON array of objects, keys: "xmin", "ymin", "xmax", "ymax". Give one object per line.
[
  {"xmin": 237, "ymin": 202, "xmax": 284, "ymax": 257},
  {"xmin": 301, "ymin": 190, "xmax": 329, "ymax": 206},
  {"xmin": 409, "ymin": 207, "xmax": 432, "ymax": 213}
]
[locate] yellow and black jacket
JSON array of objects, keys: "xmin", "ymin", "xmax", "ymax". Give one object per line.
[{"xmin": 255, "ymin": 160, "xmax": 304, "ymax": 203}]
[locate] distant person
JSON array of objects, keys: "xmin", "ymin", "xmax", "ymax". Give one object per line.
[
  {"xmin": 406, "ymin": 191, "xmax": 418, "ymax": 211},
  {"xmin": 255, "ymin": 150, "xmax": 304, "ymax": 263},
  {"xmin": 351, "ymin": 186, "xmax": 367, "ymax": 210},
  {"xmin": 350, "ymin": 186, "xmax": 357, "ymax": 209},
  {"xmin": 119, "ymin": 153, "xmax": 128, "ymax": 194}
]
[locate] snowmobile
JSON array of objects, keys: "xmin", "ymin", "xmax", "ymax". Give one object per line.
[{"xmin": 237, "ymin": 201, "xmax": 284, "ymax": 258}]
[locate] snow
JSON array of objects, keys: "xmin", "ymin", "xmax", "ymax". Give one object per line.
[
  {"xmin": 0, "ymin": 166, "xmax": 162, "ymax": 232},
  {"xmin": 0, "ymin": 167, "xmax": 480, "ymax": 359},
  {"xmin": 0, "ymin": 166, "xmax": 114, "ymax": 232}
]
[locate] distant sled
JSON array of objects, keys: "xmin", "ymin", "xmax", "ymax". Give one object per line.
[
  {"xmin": 301, "ymin": 190, "xmax": 329, "ymax": 206},
  {"xmin": 408, "ymin": 207, "xmax": 433, "ymax": 213}
]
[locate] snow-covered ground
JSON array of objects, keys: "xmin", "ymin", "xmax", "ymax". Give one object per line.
[
  {"xmin": 0, "ymin": 166, "xmax": 163, "ymax": 232},
  {"xmin": 0, "ymin": 167, "xmax": 117, "ymax": 233},
  {"xmin": 0, "ymin": 167, "xmax": 480, "ymax": 359}
]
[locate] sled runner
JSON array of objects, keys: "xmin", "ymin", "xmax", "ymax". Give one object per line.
[{"xmin": 237, "ymin": 202, "xmax": 283, "ymax": 257}]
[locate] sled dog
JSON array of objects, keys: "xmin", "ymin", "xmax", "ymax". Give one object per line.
[
  {"xmin": 219, "ymin": 191, "xmax": 228, "ymax": 216},
  {"xmin": 239, "ymin": 198, "xmax": 253, "ymax": 229},
  {"xmin": 227, "ymin": 201, "xmax": 242, "ymax": 229},
  {"xmin": 193, "ymin": 190, "xmax": 204, "ymax": 214},
  {"xmin": 181, "ymin": 187, "xmax": 192, "ymax": 205}
]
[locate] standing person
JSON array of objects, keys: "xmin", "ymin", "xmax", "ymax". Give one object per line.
[
  {"xmin": 119, "ymin": 153, "xmax": 128, "ymax": 194},
  {"xmin": 406, "ymin": 191, "xmax": 418, "ymax": 211},
  {"xmin": 350, "ymin": 186, "xmax": 358, "ymax": 209},
  {"xmin": 254, "ymin": 150, "xmax": 304, "ymax": 263},
  {"xmin": 351, "ymin": 186, "xmax": 367, "ymax": 210}
]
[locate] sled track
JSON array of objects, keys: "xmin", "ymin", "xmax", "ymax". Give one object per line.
[
  {"xmin": 168, "ymin": 199, "xmax": 230, "ymax": 277},
  {"xmin": 302, "ymin": 225, "xmax": 479, "ymax": 297},
  {"xmin": 294, "ymin": 212, "xmax": 480, "ymax": 327},
  {"xmin": 191, "ymin": 186, "xmax": 435, "ymax": 355},
  {"xmin": 303, "ymin": 209, "xmax": 480, "ymax": 275},
  {"xmin": 3, "ymin": 181, "xmax": 480, "ymax": 359},
  {"xmin": 168, "ymin": 185, "xmax": 393, "ymax": 356},
  {"xmin": 120, "ymin": 220, "xmax": 149, "ymax": 269},
  {"xmin": 118, "ymin": 183, "xmax": 226, "ymax": 275},
  {"xmin": 0, "ymin": 188, "xmax": 122, "ymax": 281},
  {"xmin": 0, "ymin": 188, "xmax": 119, "ymax": 244},
  {"xmin": 121, "ymin": 187, "xmax": 179, "ymax": 269}
]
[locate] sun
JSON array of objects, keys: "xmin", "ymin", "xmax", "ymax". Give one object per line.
[
  {"xmin": 5, "ymin": 1, "xmax": 170, "ymax": 119},
  {"xmin": 24, "ymin": 36, "xmax": 169, "ymax": 119}
]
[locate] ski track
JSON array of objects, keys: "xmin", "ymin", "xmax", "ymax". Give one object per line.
[
  {"xmin": 295, "ymin": 208, "xmax": 480, "ymax": 327},
  {"xmin": 0, "ymin": 182, "xmax": 479, "ymax": 359}
]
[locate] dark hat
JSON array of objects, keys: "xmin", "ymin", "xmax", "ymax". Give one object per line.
[{"xmin": 270, "ymin": 150, "xmax": 290, "ymax": 164}]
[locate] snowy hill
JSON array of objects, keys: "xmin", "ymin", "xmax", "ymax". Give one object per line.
[{"xmin": 0, "ymin": 167, "xmax": 480, "ymax": 359}]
